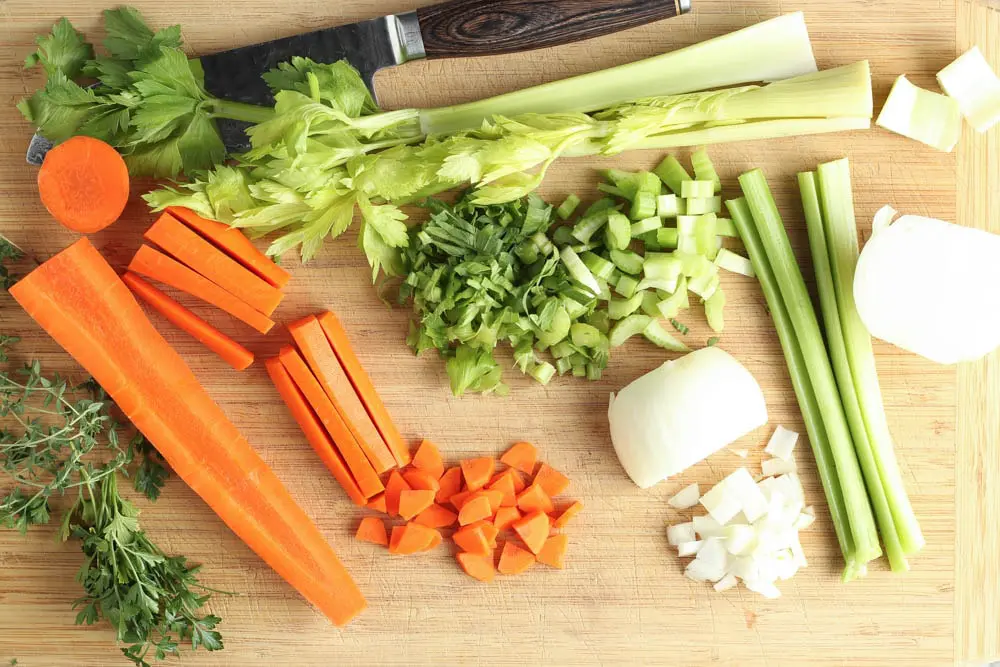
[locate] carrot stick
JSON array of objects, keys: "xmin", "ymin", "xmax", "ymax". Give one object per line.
[
  {"xmin": 436, "ymin": 466, "xmax": 463, "ymax": 504},
  {"xmin": 498, "ymin": 542, "xmax": 535, "ymax": 575},
  {"xmin": 287, "ymin": 315, "xmax": 395, "ymax": 473},
  {"xmin": 38, "ymin": 136, "xmax": 128, "ymax": 234},
  {"xmin": 129, "ymin": 244, "xmax": 275, "ymax": 335},
  {"xmin": 122, "ymin": 272, "xmax": 254, "ymax": 371},
  {"xmin": 456, "ymin": 552, "xmax": 495, "ymax": 583},
  {"xmin": 264, "ymin": 357, "xmax": 366, "ymax": 506},
  {"xmin": 536, "ymin": 534, "xmax": 569, "ymax": 569},
  {"xmin": 167, "ymin": 206, "xmax": 291, "ymax": 288},
  {"xmin": 278, "ymin": 346, "xmax": 383, "ymax": 499},
  {"xmin": 355, "ymin": 517, "xmax": 389, "ymax": 546},
  {"xmin": 500, "ymin": 442, "xmax": 538, "ymax": 476},
  {"xmin": 10, "ymin": 238, "xmax": 365, "ymax": 626},
  {"xmin": 460, "ymin": 457, "xmax": 495, "ymax": 492},
  {"xmin": 144, "ymin": 212, "xmax": 284, "ymax": 316},
  {"xmin": 316, "ymin": 311, "xmax": 409, "ymax": 467},
  {"xmin": 533, "ymin": 463, "xmax": 570, "ymax": 498},
  {"xmin": 512, "ymin": 511, "xmax": 550, "ymax": 555},
  {"xmin": 411, "ymin": 439, "xmax": 445, "ymax": 480}
]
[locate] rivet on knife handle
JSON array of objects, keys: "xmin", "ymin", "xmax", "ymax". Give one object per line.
[{"xmin": 416, "ymin": 0, "xmax": 692, "ymax": 59}]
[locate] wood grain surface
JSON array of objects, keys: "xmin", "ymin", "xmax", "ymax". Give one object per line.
[{"xmin": 0, "ymin": 0, "xmax": 989, "ymax": 665}]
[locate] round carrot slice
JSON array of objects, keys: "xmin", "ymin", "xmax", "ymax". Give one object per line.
[{"xmin": 38, "ymin": 136, "xmax": 129, "ymax": 234}]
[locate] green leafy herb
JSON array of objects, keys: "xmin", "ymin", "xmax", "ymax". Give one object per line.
[
  {"xmin": 0, "ymin": 237, "xmax": 24, "ymax": 290},
  {"xmin": 0, "ymin": 338, "xmax": 222, "ymax": 665},
  {"xmin": 24, "ymin": 17, "xmax": 94, "ymax": 79},
  {"xmin": 707, "ymin": 336, "xmax": 720, "ymax": 347}
]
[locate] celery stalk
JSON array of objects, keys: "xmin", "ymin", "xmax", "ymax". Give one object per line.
[
  {"xmin": 727, "ymin": 197, "xmax": 859, "ymax": 579},
  {"xmin": 737, "ymin": 169, "xmax": 881, "ymax": 566},
  {"xmin": 815, "ymin": 158, "xmax": 924, "ymax": 556},
  {"xmin": 800, "ymin": 171, "xmax": 907, "ymax": 572}
]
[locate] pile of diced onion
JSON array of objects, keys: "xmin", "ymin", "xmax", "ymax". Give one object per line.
[{"xmin": 666, "ymin": 426, "xmax": 814, "ymax": 598}]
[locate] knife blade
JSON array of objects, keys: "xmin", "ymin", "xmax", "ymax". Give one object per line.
[{"xmin": 26, "ymin": 0, "xmax": 691, "ymax": 164}]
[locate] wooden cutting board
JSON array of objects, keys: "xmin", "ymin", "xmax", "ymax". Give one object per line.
[{"xmin": 0, "ymin": 0, "xmax": 996, "ymax": 665}]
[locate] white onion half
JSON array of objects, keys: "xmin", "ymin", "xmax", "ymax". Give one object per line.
[
  {"xmin": 608, "ymin": 347, "xmax": 768, "ymax": 488},
  {"xmin": 854, "ymin": 212, "xmax": 1000, "ymax": 364}
]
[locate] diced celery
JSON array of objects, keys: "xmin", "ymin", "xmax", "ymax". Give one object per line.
[
  {"xmin": 640, "ymin": 290, "xmax": 662, "ymax": 317},
  {"xmin": 677, "ymin": 215, "xmax": 698, "ymax": 236},
  {"xmin": 552, "ymin": 226, "xmax": 574, "ymax": 246},
  {"xmin": 610, "ymin": 248, "xmax": 644, "ymax": 275},
  {"xmin": 584, "ymin": 197, "xmax": 618, "ymax": 217},
  {"xmin": 531, "ymin": 231, "xmax": 555, "ymax": 255},
  {"xmin": 530, "ymin": 361, "xmax": 556, "ymax": 385},
  {"xmin": 689, "ymin": 272, "xmax": 720, "ymax": 300},
  {"xmin": 608, "ymin": 292, "xmax": 644, "ymax": 320},
  {"xmin": 685, "ymin": 198, "xmax": 714, "ymax": 215},
  {"xmin": 555, "ymin": 357, "xmax": 573, "ymax": 375},
  {"xmin": 609, "ymin": 314, "xmax": 652, "ymax": 347},
  {"xmin": 630, "ymin": 192, "xmax": 658, "ymax": 220},
  {"xmin": 550, "ymin": 340, "xmax": 576, "ymax": 359},
  {"xmin": 682, "ymin": 180, "xmax": 717, "ymax": 199},
  {"xmin": 581, "ymin": 251, "xmax": 615, "ymax": 280},
  {"xmin": 572, "ymin": 364, "xmax": 587, "ymax": 378},
  {"xmin": 696, "ymin": 213, "xmax": 719, "ymax": 259},
  {"xmin": 597, "ymin": 183, "xmax": 627, "ymax": 198},
  {"xmin": 654, "ymin": 155, "xmax": 693, "ymax": 194},
  {"xmin": 714, "ymin": 247, "xmax": 756, "ymax": 277},
  {"xmin": 605, "ymin": 211, "xmax": 632, "ymax": 251},
  {"xmin": 637, "ymin": 171, "xmax": 663, "ymax": 198},
  {"xmin": 637, "ymin": 277, "xmax": 679, "ymax": 293},
  {"xmin": 572, "ymin": 210, "xmax": 609, "ymax": 243},
  {"xmin": 656, "ymin": 227, "xmax": 679, "ymax": 248},
  {"xmin": 557, "ymin": 194, "xmax": 582, "ymax": 220},
  {"xmin": 707, "ymin": 196, "xmax": 723, "ymax": 213},
  {"xmin": 715, "ymin": 217, "xmax": 739, "ymax": 238},
  {"xmin": 560, "ymin": 246, "xmax": 602, "ymax": 296},
  {"xmin": 608, "ymin": 268, "xmax": 623, "ymax": 286},
  {"xmin": 670, "ymin": 318, "xmax": 689, "ymax": 335},
  {"xmin": 615, "ymin": 274, "xmax": 640, "ymax": 298},
  {"xmin": 630, "ymin": 216, "xmax": 662, "ymax": 236},
  {"xmin": 570, "ymin": 241, "xmax": 601, "ymax": 253},
  {"xmin": 595, "ymin": 278, "xmax": 612, "ymax": 301},
  {"xmin": 691, "ymin": 148, "xmax": 723, "ymax": 193},
  {"xmin": 937, "ymin": 46, "xmax": 1000, "ymax": 132},
  {"xmin": 513, "ymin": 340, "xmax": 535, "ymax": 372},
  {"xmin": 570, "ymin": 322, "xmax": 602, "ymax": 348},
  {"xmin": 586, "ymin": 309, "xmax": 611, "ymax": 334},
  {"xmin": 640, "ymin": 230, "xmax": 663, "ymax": 250},
  {"xmin": 657, "ymin": 276, "xmax": 690, "ymax": 318},
  {"xmin": 585, "ymin": 363, "xmax": 602, "ymax": 381},
  {"xmin": 657, "ymin": 194, "xmax": 680, "ymax": 218},
  {"xmin": 705, "ymin": 287, "xmax": 726, "ymax": 332},
  {"xmin": 516, "ymin": 239, "xmax": 539, "ymax": 264},
  {"xmin": 876, "ymin": 75, "xmax": 961, "ymax": 152},
  {"xmin": 536, "ymin": 305, "xmax": 572, "ymax": 347},
  {"xmin": 643, "ymin": 319, "xmax": 691, "ymax": 352},
  {"xmin": 562, "ymin": 295, "xmax": 590, "ymax": 320},
  {"xmin": 677, "ymin": 234, "xmax": 698, "ymax": 255},
  {"xmin": 643, "ymin": 253, "xmax": 682, "ymax": 284}
]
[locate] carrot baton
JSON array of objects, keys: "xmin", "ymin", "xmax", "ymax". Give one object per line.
[
  {"xmin": 167, "ymin": 207, "xmax": 291, "ymax": 289},
  {"xmin": 265, "ymin": 357, "xmax": 367, "ymax": 506},
  {"xmin": 144, "ymin": 212, "xmax": 283, "ymax": 316},
  {"xmin": 10, "ymin": 238, "xmax": 365, "ymax": 626},
  {"xmin": 287, "ymin": 315, "xmax": 396, "ymax": 473},
  {"xmin": 129, "ymin": 244, "xmax": 275, "ymax": 334},
  {"xmin": 122, "ymin": 272, "xmax": 254, "ymax": 371},
  {"xmin": 317, "ymin": 311, "xmax": 410, "ymax": 467}
]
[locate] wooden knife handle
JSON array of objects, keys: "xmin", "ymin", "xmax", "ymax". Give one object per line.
[{"xmin": 416, "ymin": 0, "xmax": 689, "ymax": 59}]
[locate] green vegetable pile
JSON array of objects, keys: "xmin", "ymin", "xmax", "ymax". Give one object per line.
[{"xmin": 402, "ymin": 151, "xmax": 755, "ymax": 395}]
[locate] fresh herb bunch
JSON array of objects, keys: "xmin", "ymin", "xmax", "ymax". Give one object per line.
[
  {"xmin": 0, "ymin": 237, "xmax": 23, "ymax": 290},
  {"xmin": 0, "ymin": 337, "xmax": 223, "ymax": 666}
]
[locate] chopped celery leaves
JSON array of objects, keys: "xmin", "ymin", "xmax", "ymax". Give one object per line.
[{"xmin": 670, "ymin": 318, "xmax": 690, "ymax": 335}]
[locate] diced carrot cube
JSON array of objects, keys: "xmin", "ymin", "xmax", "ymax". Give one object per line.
[
  {"xmin": 412, "ymin": 439, "xmax": 445, "ymax": 480},
  {"xmin": 456, "ymin": 552, "xmax": 495, "ymax": 583},
  {"xmin": 516, "ymin": 482, "xmax": 554, "ymax": 514},
  {"xmin": 414, "ymin": 503, "xmax": 458, "ymax": 529},
  {"xmin": 403, "ymin": 468, "xmax": 441, "ymax": 493},
  {"xmin": 467, "ymin": 520, "xmax": 498, "ymax": 548},
  {"xmin": 460, "ymin": 457, "xmax": 495, "ymax": 491},
  {"xmin": 436, "ymin": 466, "xmax": 463, "ymax": 504},
  {"xmin": 355, "ymin": 517, "xmax": 388, "ymax": 546},
  {"xmin": 389, "ymin": 523, "xmax": 438, "ymax": 555},
  {"xmin": 536, "ymin": 534, "xmax": 568, "ymax": 568},
  {"xmin": 453, "ymin": 524, "xmax": 492, "ymax": 556},
  {"xmin": 458, "ymin": 495, "xmax": 493, "ymax": 526},
  {"xmin": 384, "ymin": 469, "xmax": 411, "ymax": 517},
  {"xmin": 366, "ymin": 493, "xmax": 387, "ymax": 514},
  {"xmin": 493, "ymin": 506, "xmax": 522, "ymax": 532},
  {"xmin": 512, "ymin": 511, "xmax": 550, "ymax": 555},
  {"xmin": 449, "ymin": 490, "xmax": 474, "ymax": 511},
  {"xmin": 498, "ymin": 541, "xmax": 535, "ymax": 575},
  {"xmin": 500, "ymin": 441, "xmax": 537, "ymax": 476},
  {"xmin": 487, "ymin": 470, "xmax": 518, "ymax": 507},
  {"xmin": 398, "ymin": 488, "xmax": 435, "ymax": 521},
  {"xmin": 553, "ymin": 501, "xmax": 583, "ymax": 529},
  {"xmin": 533, "ymin": 463, "xmax": 570, "ymax": 497}
]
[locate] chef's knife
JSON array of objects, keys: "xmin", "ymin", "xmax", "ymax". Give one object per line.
[{"xmin": 26, "ymin": 0, "xmax": 691, "ymax": 164}]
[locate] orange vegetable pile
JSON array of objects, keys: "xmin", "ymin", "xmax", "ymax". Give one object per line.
[
  {"xmin": 124, "ymin": 207, "xmax": 293, "ymax": 370},
  {"xmin": 355, "ymin": 440, "xmax": 581, "ymax": 582}
]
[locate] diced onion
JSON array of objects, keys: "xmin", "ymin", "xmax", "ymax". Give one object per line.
[
  {"xmin": 667, "ymin": 522, "xmax": 697, "ymax": 546},
  {"xmin": 668, "ymin": 482, "xmax": 701, "ymax": 509},
  {"xmin": 876, "ymin": 75, "xmax": 962, "ymax": 152},
  {"xmin": 937, "ymin": 46, "xmax": 1000, "ymax": 132},
  {"xmin": 762, "ymin": 457, "xmax": 797, "ymax": 476},
  {"xmin": 693, "ymin": 514, "xmax": 726, "ymax": 538},
  {"xmin": 713, "ymin": 573, "xmax": 739, "ymax": 592},
  {"xmin": 764, "ymin": 425, "xmax": 798, "ymax": 460},
  {"xmin": 677, "ymin": 540, "xmax": 703, "ymax": 557},
  {"xmin": 730, "ymin": 448, "xmax": 749, "ymax": 458},
  {"xmin": 871, "ymin": 204, "xmax": 898, "ymax": 236}
]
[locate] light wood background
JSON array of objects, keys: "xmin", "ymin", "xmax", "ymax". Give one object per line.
[{"xmin": 0, "ymin": 0, "xmax": 993, "ymax": 665}]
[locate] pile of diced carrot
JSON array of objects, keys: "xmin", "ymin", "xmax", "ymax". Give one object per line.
[
  {"xmin": 356, "ymin": 440, "xmax": 582, "ymax": 582},
  {"xmin": 123, "ymin": 207, "xmax": 293, "ymax": 370}
]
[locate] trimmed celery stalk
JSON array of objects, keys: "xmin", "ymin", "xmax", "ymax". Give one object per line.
[
  {"xmin": 609, "ymin": 248, "xmax": 644, "ymax": 275},
  {"xmin": 727, "ymin": 197, "xmax": 858, "ymax": 579},
  {"xmin": 704, "ymin": 288, "xmax": 725, "ymax": 333},
  {"xmin": 581, "ymin": 251, "xmax": 615, "ymax": 281},
  {"xmin": 630, "ymin": 217, "xmax": 661, "ymax": 236},
  {"xmin": 614, "ymin": 274, "xmax": 639, "ymax": 299},
  {"xmin": 630, "ymin": 192, "xmax": 657, "ymax": 220},
  {"xmin": 557, "ymin": 194, "xmax": 581, "ymax": 220},
  {"xmin": 657, "ymin": 194, "xmax": 680, "ymax": 218},
  {"xmin": 800, "ymin": 170, "xmax": 907, "ymax": 572},
  {"xmin": 530, "ymin": 361, "xmax": 556, "ymax": 385},
  {"xmin": 654, "ymin": 155, "xmax": 692, "ymax": 194},
  {"xmin": 609, "ymin": 314, "xmax": 652, "ymax": 347},
  {"xmin": 608, "ymin": 292, "xmax": 644, "ymax": 320},
  {"xmin": 572, "ymin": 211, "xmax": 609, "ymax": 243},
  {"xmin": 643, "ymin": 320, "xmax": 690, "ymax": 352},
  {"xmin": 682, "ymin": 180, "xmax": 716, "ymax": 199},
  {"xmin": 691, "ymin": 149, "xmax": 722, "ymax": 193},
  {"xmin": 715, "ymin": 217, "xmax": 739, "ymax": 238},
  {"xmin": 605, "ymin": 211, "xmax": 632, "ymax": 251},
  {"xmin": 815, "ymin": 158, "xmax": 924, "ymax": 557},
  {"xmin": 656, "ymin": 227, "xmax": 679, "ymax": 248},
  {"xmin": 560, "ymin": 246, "xmax": 602, "ymax": 295},
  {"xmin": 736, "ymin": 169, "xmax": 881, "ymax": 567},
  {"xmin": 570, "ymin": 322, "xmax": 602, "ymax": 348}
]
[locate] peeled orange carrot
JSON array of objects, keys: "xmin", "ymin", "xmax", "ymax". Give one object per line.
[
  {"xmin": 412, "ymin": 439, "xmax": 445, "ymax": 480},
  {"xmin": 493, "ymin": 506, "xmax": 522, "ymax": 532},
  {"xmin": 516, "ymin": 483, "xmax": 554, "ymax": 514},
  {"xmin": 367, "ymin": 493, "xmax": 387, "ymax": 514},
  {"xmin": 403, "ymin": 468, "xmax": 441, "ymax": 493},
  {"xmin": 413, "ymin": 503, "xmax": 457, "ymax": 529},
  {"xmin": 38, "ymin": 136, "xmax": 129, "ymax": 234},
  {"xmin": 458, "ymin": 495, "xmax": 493, "ymax": 526},
  {"xmin": 534, "ymin": 463, "xmax": 570, "ymax": 498},
  {"xmin": 512, "ymin": 511, "xmax": 550, "ymax": 555},
  {"xmin": 498, "ymin": 541, "xmax": 535, "ymax": 575},
  {"xmin": 500, "ymin": 442, "xmax": 537, "ymax": 476},
  {"xmin": 356, "ymin": 517, "xmax": 389, "ymax": 546},
  {"xmin": 384, "ymin": 470, "xmax": 411, "ymax": 518},
  {"xmin": 553, "ymin": 501, "xmax": 583, "ymax": 529},
  {"xmin": 461, "ymin": 457, "xmax": 495, "ymax": 491},
  {"xmin": 453, "ymin": 524, "xmax": 492, "ymax": 556},
  {"xmin": 436, "ymin": 467, "xmax": 463, "ymax": 504},
  {"xmin": 536, "ymin": 534, "xmax": 568, "ymax": 568},
  {"xmin": 398, "ymin": 489, "xmax": 435, "ymax": 521},
  {"xmin": 456, "ymin": 552, "xmax": 495, "ymax": 583}
]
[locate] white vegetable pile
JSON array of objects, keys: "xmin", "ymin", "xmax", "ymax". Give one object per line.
[{"xmin": 666, "ymin": 427, "xmax": 814, "ymax": 598}]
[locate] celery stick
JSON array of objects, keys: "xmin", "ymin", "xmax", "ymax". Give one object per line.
[
  {"xmin": 736, "ymin": 172, "xmax": 880, "ymax": 566},
  {"xmin": 682, "ymin": 181, "xmax": 716, "ymax": 199},
  {"xmin": 630, "ymin": 217, "xmax": 662, "ymax": 236},
  {"xmin": 557, "ymin": 194, "xmax": 581, "ymax": 220},
  {"xmin": 605, "ymin": 212, "xmax": 632, "ymax": 251},
  {"xmin": 654, "ymin": 155, "xmax": 693, "ymax": 195},
  {"xmin": 815, "ymin": 158, "xmax": 924, "ymax": 556},
  {"xmin": 799, "ymin": 170, "xmax": 907, "ymax": 572},
  {"xmin": 657, "ymin": 194, "xmax": 680, "ymax": 218},
  {"xmin": 614, "ymin": 274, "xmax": 639, "ymax": 299},
  {"xmin": 705, "ymin": 288, "xmax": 725, "ymax": 333},
  {"xmin": 643, "ymin": 320, "xmax": 690, "ymax": 352},
  {"xmin": 609, "ymin": 248, "xmax": 644, "ymax": 275},
  {"xmin": 530, "ymin": 361, "xmax": 556, "ymax": 385},
  {"xmin": 609, "ymin": 314, "xmax": 652, "ymax": 347},
  {"xmin": 727, "ymin": 197, "xmax": 858, "ymax": 579},
  {"xmin": 630, "ymin": 192, "xmax": 658, "ymax": 221},
  {"xmin": 656, "ymin": 227, "xmax": 679, "ymax": 249},
  {"xmin": 691, "ymin": 149, "xmax": 722, "ymax": 193}
]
